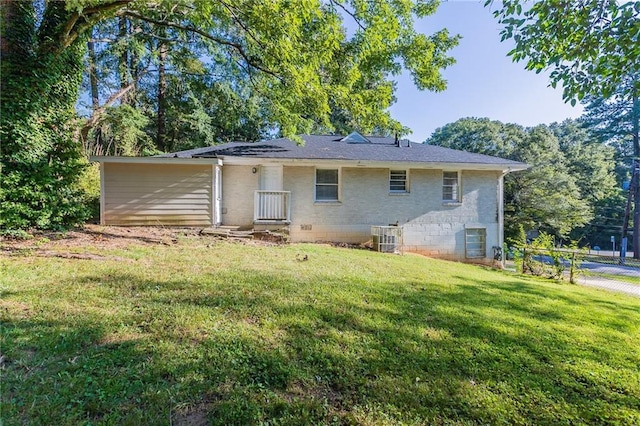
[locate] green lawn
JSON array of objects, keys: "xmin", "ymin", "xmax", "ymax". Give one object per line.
[{"xmin": 1, "ymin": 235, "xmax": 639, "ymax": 425}]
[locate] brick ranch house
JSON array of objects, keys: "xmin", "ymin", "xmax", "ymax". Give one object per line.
[{"xmin": 92, "ymin": 132, "xmax": 527, "ymax": 263}]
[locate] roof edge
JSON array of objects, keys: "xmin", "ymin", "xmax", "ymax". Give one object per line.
[
  {"xmin": 219, "ymin": 156, "xmax": 529, "ymax": 172},
  {"xmin": 90, "ymin": 156, "xmax": 222, "ymax": 165}
]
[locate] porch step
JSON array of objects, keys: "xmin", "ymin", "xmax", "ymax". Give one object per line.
[
  {"xmin": 200, "ymin": 227, "xmax": 253, "ymax": 238},
  {"xmin": 200, "ymin": 227, "xmax": 289, "ymax": 243}
]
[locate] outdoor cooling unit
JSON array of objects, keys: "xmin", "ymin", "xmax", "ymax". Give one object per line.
[{"xmin": 371, "ymin": 225, "xmax": 403, "ymax": 254}]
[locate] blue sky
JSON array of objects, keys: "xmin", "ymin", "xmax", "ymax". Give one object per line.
[{"xmin": 389, "ymin": 1, "xmax": 584, "ymax": 142}]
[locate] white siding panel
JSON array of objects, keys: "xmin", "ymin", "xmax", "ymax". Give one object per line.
[{"xmin": 103, "ymin": 163, "xmax": 213, "ymax": 226}]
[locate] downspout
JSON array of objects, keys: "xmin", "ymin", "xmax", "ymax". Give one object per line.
[
  {"xmin": 99, "ymin": 162, "xmax": 106, "ymax": 225},
  {"xmin": 211, "ymin": 163, "xmax": 216, "ymax": 227},
  {"xmin": 213, "ymin": 159, "xmax": 223, "ymax": 227},
  {"xmin": 497, "ymin": 169, "xmax": 508, "ymax": 267}
]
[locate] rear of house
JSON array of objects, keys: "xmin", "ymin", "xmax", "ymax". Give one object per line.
[{"xmin": 93, "ymin": 134, "xmax": 526, "ymax": 263}]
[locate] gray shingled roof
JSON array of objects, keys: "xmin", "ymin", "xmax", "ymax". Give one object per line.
[{"xmin": 157, "ymin": 135, "xmax": 526, "ymax": 167}]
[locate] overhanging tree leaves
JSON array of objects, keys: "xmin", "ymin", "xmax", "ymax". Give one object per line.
[
  {"xmin": 488, "ymin": 0, "xmax": 640, "ymax": 257},
  {"xmin": 1, "ymin": 0, "xmax": 458, "ymax": 230},
  {"xmin": 487, "ymin": 0, "xmax": 640, "ymax": 103}
]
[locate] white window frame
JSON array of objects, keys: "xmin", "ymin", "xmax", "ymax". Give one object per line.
[
  {"xmin": 315, "ymin": 168, "xmax": 340, "ymax": 202},
  {"xmin": 389, "ymin": 169, "xmax": 409, "ymax": 193},
  {"xmin": 465, "ymin": 228, "xmax": 486, "ymax": 259},
  {"xmin": 442, "ymin": 171, "xmax": 460, "ymax": 203}
]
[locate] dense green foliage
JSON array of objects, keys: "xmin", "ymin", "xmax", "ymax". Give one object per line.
[
  {"xmin": 426, "ymin": 118, "xmax": 619, "ymax": 245},
  {"xmin": 2, "ymin": 236, "xmax": 639, "ymax": 424},
  {"xmin": 0, "ymin": 2, "xmax": 90, "ymax": 230},
  {"xmin": 488, "ymin": 0, "xmax": 640, "ymax": 103},
  {"xmin": 1, "ymin": 0, "xmax": 458, "ymax": 230},
  {"xmin": 79, "ymin": 0, "xmax": 459, "ymax": 155},
  {"xmin": 89, "ymin": 105, "xmax": 157, "ymax": 156},
  {"xmin": 548, "ymin": 120, "xmax": 627, "ymax": 248}
]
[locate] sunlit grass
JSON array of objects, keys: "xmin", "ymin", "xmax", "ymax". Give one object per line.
[{"xmin": 1, "ymin": 239, "xmax": 639, "ymax": 425}]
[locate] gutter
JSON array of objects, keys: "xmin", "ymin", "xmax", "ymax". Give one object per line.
[{"xmin": 90, "ymin": 156, "xmax": 223, "ymax": 166}]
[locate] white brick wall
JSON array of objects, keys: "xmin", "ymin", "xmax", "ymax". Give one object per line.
[{"xmin": 280, "ymin": 166, "xmax": 501, "ymax": 261}]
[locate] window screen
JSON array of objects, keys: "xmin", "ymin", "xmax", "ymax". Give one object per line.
[
  {"xmin": 389, "ymin": 170, "xmax": 407, "ymax": 192},
  {"xmin": 465, "ymin": 228, "xmax": 486, "ymax": 258},
  {"xmin": 443, "ymin": 171, "xmax": 459, "ymax": 201},
  {"xmin": 316, "ymin": 169, "xmax": 339, "ymax": 201}
]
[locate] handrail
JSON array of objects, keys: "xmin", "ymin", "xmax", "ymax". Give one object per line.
[{"xmin": 254, "ymin": 191, "xmax": 291, "ymax": 222}]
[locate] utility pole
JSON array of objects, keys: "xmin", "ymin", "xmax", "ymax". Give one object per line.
[
  {"xmin": 621, "ymin": 159, "xmax": 638, "ymax": 261},
  {"xmin": 633, "ymin": 158, "xmax": 640, "ymax": 259},
  {"xmin": 632, "ymin": 92, "xmax": 640, "ymax": 259},
  {"xmin": 620, "ymin": 90, "xmax": 639, "ymax": 260}
]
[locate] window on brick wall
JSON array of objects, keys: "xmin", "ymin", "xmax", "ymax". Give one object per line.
[
  {"xmin": 315, "ymin": 169, "xmax": 339, "ymax": 201},
  {"xmin": 443, "ymin": 171, "xmax": 460, "ymax": 202},
  {"xmin": 389, "ymin": 170, "xmax": 408, "ymax": 192},
  {"xmin": 465, "ymin": 228, "xmax": 486, "ymax": 258}
]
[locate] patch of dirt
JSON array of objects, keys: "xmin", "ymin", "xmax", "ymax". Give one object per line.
[
  {"xmin": 172, "ymin": 401, "xmax": 213, "ymax": 426},
  {"xmin": 309, "ymin": 240, "xmax": 372, "ymax": 251},
  {"xmin": 0, "ymin": 225, "xmax": 199, "ymax": 254},
  {"xmin": 0, "ymin": 299, "xmax": 32, "ymax": 318},
  {"xmin": 0, "ymin": 225, "xmax": 289, "ymax": 257}
]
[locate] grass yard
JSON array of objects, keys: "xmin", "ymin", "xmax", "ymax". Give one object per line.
[{"xmin": 1, "ymin": 229, "xmax": 639, "ymax": 425}]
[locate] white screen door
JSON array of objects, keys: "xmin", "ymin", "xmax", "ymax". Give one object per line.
[{"xmin": 260, "ymin": 165, "xmax": 283, "ymax": 190}]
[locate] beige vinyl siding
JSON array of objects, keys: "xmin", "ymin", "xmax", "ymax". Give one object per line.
[{"xmin": 103, "ymin": 163, "xmax": 212, "ymax": 225}]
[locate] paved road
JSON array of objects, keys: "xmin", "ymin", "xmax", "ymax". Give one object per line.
[
  {"xmin": 580, "ymin": 261, "xmax": 640, "ymax": 277},
  {"xmin": 524, "ymin": 256, "xmax": 640, "ymax": 297},
  {"xmin": 576, "ymin": 274, "xmax": 640, "ymax": 297},
  {"xmin": 576, "ymin": 261, "xmax": 639, "ymax": 297},
  {"xmin": 512, "ymin": 258, "xmax": 639, "ymax": 297}
]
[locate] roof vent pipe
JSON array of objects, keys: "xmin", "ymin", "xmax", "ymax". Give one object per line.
[{"xmin": 395, "ymin": 133, "xmax": 399, "ymax": 147}]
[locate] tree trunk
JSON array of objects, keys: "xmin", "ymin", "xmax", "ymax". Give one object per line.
[
  {"xmin": 632, "ymin": 91, "xmax": 640, "ymax": 259},
  {"xmin": 85, "ymin": 30, "xmax": 101, "ymax": 155},
  {"xmin": 157, "ymin": 30, "xmax": 168, "ymax": 152},
  {"xmin": 88, "ymin": 33, "xmax": 100, "ymax": 112},
  {"xmin": 118, "ymin": 16, "xmax": 131, "ymax": 105}
]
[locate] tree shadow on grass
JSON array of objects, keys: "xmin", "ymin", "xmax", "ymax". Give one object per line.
[
  {"xmin": 3, "ymin": 269, "xmax": 639, "ymax": 425},
  {"xmin": 1, "ymin": 315, "xmax": 178, "ymax": 425},
  {"xmin": 473, "ymin": 277, "xmax": 640, "ymax": 331}
]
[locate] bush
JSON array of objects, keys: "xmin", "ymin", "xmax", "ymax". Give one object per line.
[
  {"xmin": 75, "ymin": 162, "xmax": 101, "ymax": 222},
  {"xmin": 515, "ymin": 232, "xmax": 584, "ymax": 283}
]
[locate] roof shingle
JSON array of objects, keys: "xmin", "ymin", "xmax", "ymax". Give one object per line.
[{"xmin": 157, "ymin": 135, "xmax": 526, "ymax": 167}]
